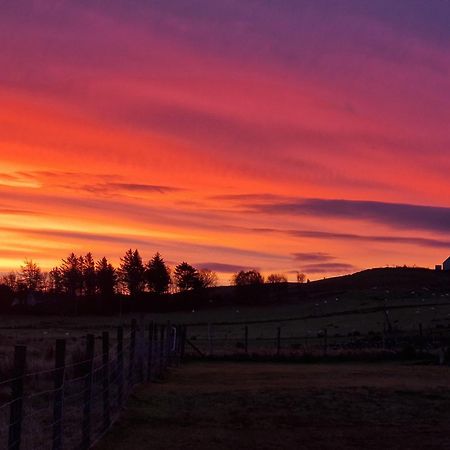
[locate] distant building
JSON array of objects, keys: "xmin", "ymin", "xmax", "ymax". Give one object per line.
[
  {"xmin": 435, "ymin": 265, "xmax": 442, "ymax": 271},
  {"xmin": 444, "ymin": 257, "xmax": 450, "ymax": 271}
]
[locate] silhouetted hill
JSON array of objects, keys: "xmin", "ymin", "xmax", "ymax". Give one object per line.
[
  {"xmin": 201, "ymin": 267, "xmax": 450, "ymax": 309},
  {"xmin": 303, "ymin": 267, "xmax": 449, "ymax": 297}
]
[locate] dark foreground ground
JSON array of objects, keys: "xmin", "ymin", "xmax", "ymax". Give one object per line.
[{"xmin": 95, "ymin": 361, "xmax": 450, "ymax": 450}]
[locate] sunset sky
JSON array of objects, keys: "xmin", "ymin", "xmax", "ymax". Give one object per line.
[{"xmin": 1, "ymin": 0, "xmax": 449, "ymax": 283}]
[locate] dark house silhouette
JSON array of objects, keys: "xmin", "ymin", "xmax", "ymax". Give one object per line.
[{"xmin": 444, "ymin": 257, "xmax": 450, "ymax": 271}]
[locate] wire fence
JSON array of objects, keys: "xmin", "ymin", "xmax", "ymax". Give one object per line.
[
  {"xmin": 0, "ymin": 320, "xmax": 186, "ymax": 450},
  {"xmin": 183, "ymin": 318, "xmax": 450, "ymax": 360}
]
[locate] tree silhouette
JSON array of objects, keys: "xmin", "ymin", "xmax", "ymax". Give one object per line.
[
  {"xmin": 48, "ymin": 267, "xmax": 64, "ymax": 294},
  {"xmin": 96, "ymin": 257, "xmax": 117, "ymax": 299},
  {"xmin": 20, "ymin": 259, "xmax": 44, "ymax": 292},
  {"xmin": 267, "ymin": 273, "xmax": 288, "ymax": 284},
  {"xmin": 145, "ymin": 252, "xmax": 170, "ymax": 295},
  {"xmin": 83, "ymin": 252, "xmax": 96, "ymax": 296},
  {"xmin": 296, "ymin": 272, "xmax": 306, "ymax": 284},
  {"xmin": 0, "ymin": 283, "xmax": 14, "ymax": 311},
  {"xmin": 198, "ymin": 268, "xmax": 219, "ymax": 288},
  {"xmin": 173, "ymin": 262, "xmax": 201, "ymax": 292},
  {"xmin": 1, "ymin": 272, "xmax": 18, "ymax": 292},
  {"xmin": 61, "ymin": 253, "xmax": 83, "ymax": 296},
  {"xmin": 232, "ymin": 270, "xmax": 264, "ymax": 286},
  {"xmin": 119, "ymin": 249, "xmax": 145, "ymax": 297}
]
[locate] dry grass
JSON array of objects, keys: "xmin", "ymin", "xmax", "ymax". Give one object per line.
[{"xmin": 95, "ymin": 361, "xmax": 450, "ymax": 450}]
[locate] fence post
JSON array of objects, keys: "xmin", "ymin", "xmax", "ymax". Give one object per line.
[
  {"xmin": 117, "ymin": 326, "xmax": 124, "ymax": 407},
  {"xmin": 180, "ymin": 325, "xmax": 187, "ymax": 360},
  {"xmin": 419, "ymin": 323, "xmax": 423, "ymax": 353},
  {"xmin": 102, "ymin": 331, "xmax": 111, "ymax": 432},
  {"xmin": 208, "ymin": 323, "xmax": 213, "ymax": 357},
  {"xmin": 81, "ymin": 334, "xmax": 95, "ymax": 449},
  {"xmin": 244, "ymin": 325, "xmax": 248, "ymax": 354},
  {"xmin": 166, "ymin": 321, "xmax": 172, "ymax": 367},
  {"xmin": 137, "ymin": 323, "xmax": 144, "ymax": 384},
  {"xmin": 153, "ymin": 324, "xmax": 159, "ymax": 379},
  {"xmin": 174, "ymin": 325, "xmax": 181, "ymax": 366},
  {"xmin": 323, "ymin": 328, "xmax": 328, "ymax": 356},
  {"xmin": 129, "ymin": 319, "xmax": 137, "ymax": 386},
  {"xmin": 159, "ymin": 324, "xmax": 165, "ymax": 377},
  {"xmin": 276, "ymin": 327, "xmax": 281, "ymax": 357},
  {"xmin": 147, "ymin": 322, "xmax": 154, "ymax": 382},
  {"xmin": 8, "ymin": 345, "xmax": 26, "ymax": 450},
  {"xmin": 52, "ymin": 339, "xmax": 66, "ymax": 450}
]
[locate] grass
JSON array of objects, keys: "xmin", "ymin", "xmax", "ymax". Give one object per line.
[{"xmin": 95, "ymin": 361, "xmax": 450, "ymax": 450}]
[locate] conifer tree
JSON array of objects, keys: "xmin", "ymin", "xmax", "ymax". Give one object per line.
[
  {"xmin": 96, "ymin": 257, "xmax": 117, "ymax": 298},
  {"xmin": 145, "ymin": 252, "xmax": 171, "ymax": 295},
  {"xmin": 173, "ymin": 262, "xmax": 201, "ymax": 292},
  {"xmin": 118, "ymin": 249, "xmax": 145, "ymax": 297}
]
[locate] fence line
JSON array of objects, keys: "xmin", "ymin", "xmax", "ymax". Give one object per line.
[
  {"xmin": 186, "ymin": 301, "xmax": 450, "ymax": 327},
  {"xmin": 183, "ymin": 320, "xmax": 450, "ymax": 359},
  {"xmin": 0, "ymin": 321, "xmax": 187, "ymax": 450}
]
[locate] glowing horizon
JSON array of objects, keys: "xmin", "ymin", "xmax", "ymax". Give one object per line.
[{"xmin": 1, "ymin": 1, "xmax": 449, "ymax": 283}]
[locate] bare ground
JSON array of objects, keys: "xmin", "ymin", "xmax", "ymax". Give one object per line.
[{"xmin": 95, "ymin": 361, "xmax": 450, "ymax": 450}]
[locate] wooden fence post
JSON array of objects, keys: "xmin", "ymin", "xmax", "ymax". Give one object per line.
[
  {"xmin": 174, "ymin": 325, "xmax": 181, "ymax": 366},
  {"xmin": 207, "ymin": 323, "xmax": 213, "ymax": 357},
  {"xmin": 81, "ymin": 334, "xmax": 95, "ymax": 449},
  {"xmin": 138, "ymin": 323, "xmax": 144, "ymax": 384},
  {"xmin": 52, "ymin": 339, "xmax": 66, "ymax": 450},
  {"xmin": 419, "ymin": 323, "xmax": 423, "ymax": 353},
  {"xmin": 102, "ymin": 332, "xmax": 111, "ymax": 432},
  {"xmin": 147, "ymin": 322, "xmax": 154, "ymax": 382},
  {"xmin": 276, "ymin": 327, "xmax": 281, "ymax": 357},
  {"xmin": 323, "ymin": 328, "xmax": 328, "ymax": 356},
  {"xmin": 166, "ymin": 321, "xmax": 172, "ymax": 367},
  {"xmin": 244, "ymin": 325, "xmax": 248, "ymax": 354},
  {"xmin": 153, "ymin": 324, "xmax": 159, "ymax": 379},
  {"xmin": 117, "ymin": 326, "xmax": 124, "ymax": 407},
  {"xmin": 159, "ymin": 324, "xmax": 165, "ymax": 376},
  {"xmin": 8, "ymin": 345, "xmax": 26, "ymax": 450},
  {"xmin": 129, "ymin": 319, "xmax": 137, "ymax": 386},
  {"xmin": 180, "ymin": 325, "xmax": 187, "ymax": 360}
]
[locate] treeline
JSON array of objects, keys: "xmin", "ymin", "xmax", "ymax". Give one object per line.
[
  {"xmin": 1, "ymin": 250, "xmax": 219, "ymax": 298},
  {"xmin": 0, "ymin": 250, "xmax": 305, "ymax": 314}
]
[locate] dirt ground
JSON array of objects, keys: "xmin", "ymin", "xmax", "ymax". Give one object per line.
[{"xmin": 95, "ymin": 361, "xmax": 450, "ymax": 450}]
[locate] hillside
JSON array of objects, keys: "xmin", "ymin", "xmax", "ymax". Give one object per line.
[{"xmin": 202, "ymin": 267, "xmax": 450, "ymax": 308}]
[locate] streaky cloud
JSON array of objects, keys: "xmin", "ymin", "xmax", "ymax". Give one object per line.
[
  {"xmin": 300, "ymin": 262, "xmax": 358, "ymax": 274},
  {"xmin": 195, "ymin": 262, "xmax": 255, "ymax": 273},
  {"xmin": 292, "ymin": 252, "xmax": 335, "ymax": 262},
  {"xmin": 249, "ymin": 198, "xmax": 450, "ymax": 233},
  {"xmin": 252, "ymin": 227, "xmax": 450, "ymax": 249}
]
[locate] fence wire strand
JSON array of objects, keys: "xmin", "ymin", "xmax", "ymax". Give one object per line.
[{"xmin": 0, "ymin": 322, "xmax": 180, "ymax": 450}]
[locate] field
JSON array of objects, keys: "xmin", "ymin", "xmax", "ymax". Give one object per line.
[
  {"xmin": 95, "ymin": 361, "xmax": 450, "ymax": 450},
  {"xmin": 1, "ymin": 288, "xmax": 450, "ymax": 369},
  {"xmin": 0, "ymin": 268, "xmax": 448, "ymax": 448}
]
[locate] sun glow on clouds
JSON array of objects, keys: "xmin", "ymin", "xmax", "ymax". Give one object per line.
[{"xmin": 0, "ymin": 0, "xmax": 449, "ymax": 282}]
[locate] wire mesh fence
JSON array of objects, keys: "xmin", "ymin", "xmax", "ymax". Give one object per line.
[{"xmin": 0, "ymin": 320, "xmax": 186, "ymax": 450}]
